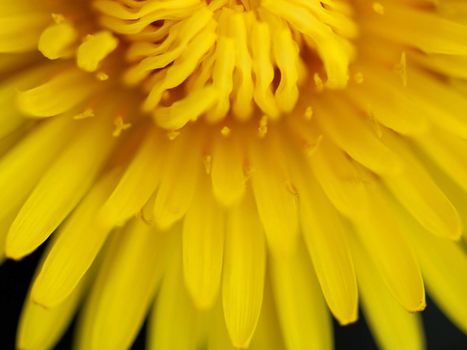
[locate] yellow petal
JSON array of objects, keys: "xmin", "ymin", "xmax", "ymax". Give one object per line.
[
  {"xmin": 0, "ymin": 108, "xmax": 23, "ymax": 139},
  {"xmin": 17, "ymin": 259, "xmax": 90, "ymax": 350},
  {"xmin": 359, "ymin": 62, "xmax": 467, "ymax": 140},
  {"xmin": 100, "ymin": 129, "xmax": 166, "ymax": 226},
  {"xmin": 310, "ymin": 138, "xmax": 369, "ymax": 220},
  {"xmin": 183, "ymin": 176, "xmax": 224, "ymax": 309},
  {"xmin": 270, "ymin": 246, "xmax": 332, "ymax": 350},
  {"xmin": 402, "ymin": 208, "xmax": 467, "ymax": 333},
  {"xmin": 0, "ymin": 116, "xmax": 73, "ymax": 225},
  {"xmin": 249, "ymin": 138, "xmax": 299, "ymax": 256},
  {"xmin": 316, "ymin": 96, "xmax": 402, "ymax": 175},
  {"xmin": 222, "ymin": 193, "xmax": 266, "ymax": 348},
  {"xmin": 0, "ymin": 126, "xmax": 25, "ymax": 156},
  {"xmin": 6, "ymin": 118, "xmax": 113, "ymax": 259},
  {"xmin": 364, "ymin": 1, "xmax": 467, "ymax": 55},
  {"xmin": 0, "ymin": 52, "xmax": 37, "ymax": 76},
  {"xmin": 31, "ymin": 170, "xmax": 119, "ymax": 307},
  {"xmin": 416, "ymin": 155, "xmax": 467, "ymax": 242},
  {"xmin": 17, "ymin": 69, "xmax": 98, "ymax": 118},
  {"xmin": 249, "ymin": 282, "xmax": 286, "ymax": 350},
  {"xmin": 0, "ymin": 64, "xmax": 60, "ymax": 138},
  {"xmin": 76, "ymin": 219, "xmax": 168, "ymax": 350},
  {"xmin": 410, "ymin": 51, "xmax": 467, "ymax": 80},
  {"xmin": 299, "ymin": 178, "xmax": 358, "ymax": 324},
  {"xmin": 346, "ymin": 80, "xmax": 429, "ymax": 136},
  {"xmin": 0, "ymin": 209, "xmax": 17, "ymax": 261},
  {"xmin": 153, "ymin": 130, "xmax": 202, "ymax": 229},
  {"xmin": 147, "ymin": 235, "xmax": 203, "ymax": 350},
  {"xmin": 349, "ymin": 234, "xmax": 425, "ymax": 350},
  {"xmin": 0, "ymin": 13, "xmax": 49, "ymax": 53},
  {"xmin": 415, "ymin": 128, "xmax": 467, "ymax": 195},
  {"xmin": 354, "ymin": 179, "xmax": 426, "ymax": 312},
  {"xmin": 211, "ymin": 132, "xmax": 246, "ymax": 207},
  {"xmin": 383, "ymin": 132, "xmax": 462, "ymax": 240},
  {"xmin": 282, "ymin": 133, "xmax": 358, "ymax": 325},
  {"xmin": 207, "ymin": 302, "xmax": 237, "ymax": 350}
]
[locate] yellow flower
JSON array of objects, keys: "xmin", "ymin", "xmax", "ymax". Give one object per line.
[{"xmin": 0, "ymin": 0, "xmax": 466, "ymax": 349}]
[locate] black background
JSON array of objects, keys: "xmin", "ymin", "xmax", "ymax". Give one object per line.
[{"xmin": 0, "ymin": 246, "xmax": 465, "ymax": 350}]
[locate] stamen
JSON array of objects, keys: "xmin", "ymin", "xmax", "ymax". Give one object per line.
[
  {"xmin": 96, "ymin": 72, "xmax": 109, "ymax": 81},
  {"xmin": 304, "ymin": 106, "xmax": 314, "ymax": 121},
  {"xmin": 93, "ymin": 0, "xmax": 357, "ymax": 129},
  {"xmin": 112, "ymin": 116, "xmax": 132, "ymax": 137},
  {"xmin": 38, "ymin": 16, "xmax": 78, "ymax": 60},
  {"xmin": 372, "ymin": 2, "xmax": 385, "ymax": 15},
  {"xmin": 354, "ymin": 72, "xmax": 365, "ymax": 84},
  {"xmin": 73, "ymin": 108, "xmax": 95, "ymax": 120},
  {"xmin": 77, "ymin": 31, "xmax": 118, "ymax": 72},
  {"xmin": 220, "ymin": 126, "xmax": 231, "ymax": 137},
  {"xmin": 258, "ymin": 115, "xmax": 269, "ymax": 138}
]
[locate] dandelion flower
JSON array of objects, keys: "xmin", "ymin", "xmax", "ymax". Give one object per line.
[{"xmin": 0, "ymin": 0, "xmax": 466, "ymax": 349}]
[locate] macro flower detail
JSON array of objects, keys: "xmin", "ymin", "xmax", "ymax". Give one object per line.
[{"xmin": 0, "ymin": 0, "xmax": 466, "ymax": 349}]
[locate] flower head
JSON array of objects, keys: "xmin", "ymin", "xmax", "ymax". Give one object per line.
[{"xmin": 0, "ymin": 0, "xmax": 466, "ymax": 349}]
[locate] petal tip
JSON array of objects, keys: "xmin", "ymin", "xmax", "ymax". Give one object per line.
[
  {"xmin": 336, "ymin": 311, "xmax": 359, "ymax": 326},
  {"xmin": 4, "ymin": 238, "xmax": 28, "ymax": 261},
  {"xmin": 30, "ymin": 285, "xmax": 62, "ymax": 309}
]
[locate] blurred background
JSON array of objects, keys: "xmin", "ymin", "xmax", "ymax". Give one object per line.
[{"xmin": 1, "ymin": 246, "xmax": 465, "ymax": 349}]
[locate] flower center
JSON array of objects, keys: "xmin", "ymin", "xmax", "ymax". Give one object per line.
[{"xmin": 40, "ymin": 0, "xmax": 358, "ymax": 130}]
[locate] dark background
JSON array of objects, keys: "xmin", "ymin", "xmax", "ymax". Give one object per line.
[{"xmin": 1, "ymin": 247, "xmax": 465, "ymax": 350}]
